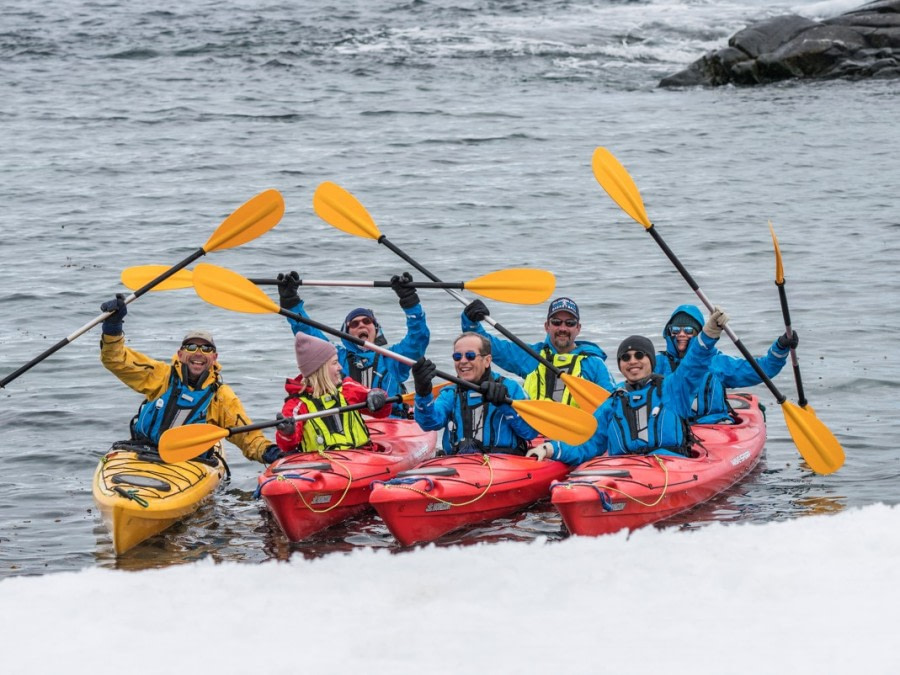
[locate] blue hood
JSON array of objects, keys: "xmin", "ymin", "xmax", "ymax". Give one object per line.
[{"xmin": 662, "ymin": 304, "xmax": 704, "ymax": 358}]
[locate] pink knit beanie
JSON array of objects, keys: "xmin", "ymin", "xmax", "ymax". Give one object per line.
[{"xmin": 295, "ymin": 333, "xmax": 337, "ymax": 377}]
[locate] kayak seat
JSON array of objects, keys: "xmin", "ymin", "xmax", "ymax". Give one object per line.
[
  {"xmin": 395, "ymin": 466, "xmax": 459, "ymax": 479},
  {"xmin": 273, "ymin": 461, "xmax": 332, "ymax": 474},
  {"xmin": 111, "ymin": 474, "xmax": 172, "ymax": 491}
]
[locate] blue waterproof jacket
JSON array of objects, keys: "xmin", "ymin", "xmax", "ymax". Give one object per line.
[
  {"xmin": 460, "ymin": 312, "xmax": 616, "ymax": 394},
  {"xmin": 285, "ymin": 300, "xmax": 430, "ymax": 417},
  {"xmin": 656, "ymin": 304, "xmax": 789, "ymax": 423},
  {"xmin": 414, "ymin": 372, "xmax": 538, "ymax": 455},
  {"xmin": 546, "ymin": 331, "xmax": 719, "ymax": 465}
]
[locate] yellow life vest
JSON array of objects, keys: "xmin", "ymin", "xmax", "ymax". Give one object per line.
[
  {"xmin": 299, "ymin": 390, "xmax": 371, "ymax": 452},
  {"xmin": 523, "ymin": 349, "xmax": 588, "ymax": 407}
]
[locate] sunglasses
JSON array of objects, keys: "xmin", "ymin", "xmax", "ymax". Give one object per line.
[
  {"xmin": 181, "ymin": 343, "xmax": 216, "ymax": 354},
  {"xmin": 549, "ymin": 318, "xmax": 578, "ymax": 327},
  {"xmin": 347, "ymin": 317, "xmax": 374, "ymax": 329},
  {"xmin": 669, "ymin": 325, "xmax": 697, "ymax": 336},
  {"xmin": 619, "ymin": 350, "xmax": 648, "ymax": 363},
  {"xmin": 452, "ymin": 351, "xmax": 483, "ymax": 362}
]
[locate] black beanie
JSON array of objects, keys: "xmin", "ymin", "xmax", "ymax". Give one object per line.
[{"xmin": 617, "ymin": 335, "xmax": 656, "ymax": 369}]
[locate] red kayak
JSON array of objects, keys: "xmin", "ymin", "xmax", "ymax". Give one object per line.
[
  {"xmin": 551, "ymin": 393, "xmax": 766, "ymax": 536},
  {"xmin": 369, "ymin": 453, "xmax": 570, "ymax": 546},
  {"xmin": 258, "ymin": 418, "xmax": 437, "ymax": 542}
]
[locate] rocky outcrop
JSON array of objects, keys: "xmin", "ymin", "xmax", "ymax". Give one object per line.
[{"xmin": 660, "ymin": 0, "xmax": 900, "ymax": 86}]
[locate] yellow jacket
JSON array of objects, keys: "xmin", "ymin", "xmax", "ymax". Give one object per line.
[{"xmin": 100, "ymin": 334, "xmax": 272, "ymax": 463}]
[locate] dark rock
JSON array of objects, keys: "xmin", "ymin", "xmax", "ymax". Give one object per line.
[{"xmin": 659, "ymin": 0, "xmax": 900, "ymax": 86}]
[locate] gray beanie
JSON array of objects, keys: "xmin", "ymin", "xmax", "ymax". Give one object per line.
[
  {"xmin": 616, "ymin": 335, "xmax": 656, "ymax": 369},
  {"xmin": 295, "ymin": 333, "xmax": 338, "ymax": 377}
]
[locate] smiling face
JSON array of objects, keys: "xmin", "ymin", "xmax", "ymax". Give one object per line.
[
  {"xmin": 324, "ymin": 355, "xmax": 343, "ymax": 385},
  {"xmin": 544, "ymin": 311, "xmax": 581, "ymax": 353},
  {"xmin": 177, "ymin": 340, "xmax": 218, "ymax": 380},
  {"xmin": 453, "ymin": 334, "xmax": 491, "ymax": 383},
  {"xmin": 618, "ymin": 350, "xmax": 653, "ymax": 383}
]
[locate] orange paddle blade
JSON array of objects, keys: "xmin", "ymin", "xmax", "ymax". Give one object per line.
[
  {"xmin": 512, "ymin": 399, "xmax": 597, "ymax": 445},
  {"xmin": 313, "ymin": 182, "xmax": 382, "ymax": 240},
  {"xmin": 121, "ymin": 266, "xmax": 194, "ymax": 291},
  {"xmin": 464, "ymin": 268, "xmax": 556, "ymax": 305},
  {"xmin": 159, "ymin": 424, "xmax": 229, "ymax": 463},
  {"xmin": 591, "ymin": 147, "xmax": 652, "ymax": 229},
  {"xmin": 192, "ymin": 263, "xmax": 279, "ymax": 315},
  {"xmin": 782, "ymin": 401, "xmax": 845, "ymax": 475},
  {"xmin": 203, "ymin": 189, "xmax": 284, "ymax": 252}
]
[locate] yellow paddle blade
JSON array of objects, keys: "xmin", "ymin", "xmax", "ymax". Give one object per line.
[
  {"xmin": 159, "ymin": 424, "xmax": 229, "ymax": 463},
  {"xmin": 203, "ymin": 189, "xmax": 284, "ymax": 252},
  {"xmin": 513, "ymin": 399, "xmax": 597, "ymax": 445},
  {"xmin": 591, "ymin": 147, "xmax": 652, "ymax": 229},
  {"xmin": 781, "ymin": 401, "xmax": 845, "ymax": 475},
  {"xmin": 400, "ymin": 382, "xmax": 450, "ymax": 404},
  {"xmin": 313, "ymin": 182, "xmax": 382, "ymax": 240},
  {"xmin": 121, "ymin": 265, "xmax": 195, "ymax": 291},
  {"xmin": 463, "ymin": 268, "xmax": 556, "ymax": 305},
  {"xmin": 559, "ymin": 374, "xmax": 610, "ymax": 410},
  {"xmin": 769, "ymin": 221, "xmax": 785, "ymax": 284},
  {"xmin": 192, "ymin": 263, "xmax": 279, "ymax": 315}
]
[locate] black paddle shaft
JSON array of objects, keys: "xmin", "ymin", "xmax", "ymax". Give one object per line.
[{"xmin": 646, "ymin": 225, "xmax": 786, "ymax": 404}]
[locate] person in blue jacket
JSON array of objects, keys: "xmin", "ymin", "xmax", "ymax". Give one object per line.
[
  {"xmin": 526, "ymin": 308, "xmax": 729, "ymax": 465},
  {"xmin": 410, "ymin": 332, "xmax": 538, "ymax": 455},
  {"xmin": 657, "ymin": 304, "xmax": 798, "ymax": 424},
  {"xmin": 460, "ymin": 296, "xmax": 615, "ymax": 407},
  {"xmin": 276, "ymin": 271, "xmax": 430, "ymax": 418}
]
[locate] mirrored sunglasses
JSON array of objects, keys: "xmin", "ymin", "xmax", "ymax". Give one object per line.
[
  {"xmin": 619, "ymin": 350, "xmax": 648, "ymax": 363},
  {"xmin": 669, "ymin": 325, "xmax": 697, "ymax": 336},
  {"xmin": 452, "ymin": 351, "xmax": 482, "ymax": 362},
  {"xmin": 181, "ymin": 343, "xmax": 216, "ymax": 354},
  {"xmin": 549, "ymin": 318, "xmax": 578, "ymax": 327}
]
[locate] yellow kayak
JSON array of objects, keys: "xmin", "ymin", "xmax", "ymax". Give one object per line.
[{"xmin": 92, "ymin": 442, "xmax": 226, "ymax": 555}]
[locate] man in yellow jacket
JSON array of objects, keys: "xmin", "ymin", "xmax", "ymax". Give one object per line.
[{"xmin": 99, "ymin": 294, "xmax": 279, "ymax": 464}]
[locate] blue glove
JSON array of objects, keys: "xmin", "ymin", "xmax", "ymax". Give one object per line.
[
  {"xmin": 100, "ymin": 294, "xmax": 127, "ymax": 335},
  {"xmin": 777, "ymin": 330, "xmax": 799, "ymax": 351},
  {"xmin": 366, "ymin": 388, "xmax": 388, "ymax": 412},
  {"xmin": 262, "ymin": 444, "xmax": 283, "ymax": 464}
]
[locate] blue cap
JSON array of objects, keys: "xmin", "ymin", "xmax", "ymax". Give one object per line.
[
  {"xmin": 343, "ymin": 307, "xmax": 377, "ymax": 330},
  {"xmin": 547, "ymin": 297, "xmax": 579, "ymax": 321}
]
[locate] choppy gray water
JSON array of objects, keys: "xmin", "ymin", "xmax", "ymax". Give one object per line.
[{"xmin": 1, "ymin": 0, "xmax": 898, "ymax": 576}]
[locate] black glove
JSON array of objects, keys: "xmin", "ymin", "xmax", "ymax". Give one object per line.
[
  {"xmin": 391, "ymin": 272, "xmax": 420, "ymax": 310},
  {"xmin": 100, "ymin": 294, "xmax": 127, "ymax": 336},
  {"xmin": 276, "ymin": 271, "xmax": 301, "ymax": 309},
  {"xmin": 479, "ymin": 379, "xmax": 508, "ymax": 406},
  {"xmin": 777, "ymin": 330, "xmax": 799, "ymax": 351},
  {"xmin": 275, "ymin": 412, "xmax": 296, "ymax": 436},
  {"xmin": 412, "ymin": 357, "xmax": 436, "ymax": 397},
  {"xmin": 464, "ymin": 299, "xmax": 490, "ymax": 323},
  {"xmin": 366, "ymin": 388, "xmax": 388, "ymax": 412},
  {"xmin": 262, "ymin": 444, "xmax": 283, "ymax": 464}
]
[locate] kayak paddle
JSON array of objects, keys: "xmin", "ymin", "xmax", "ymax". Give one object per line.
[
  {"xmin": 312, "ymin": 181, "xmax": 610, "ymax": 410},
  {"xmin": 591, "ymin": 146, "xmax": 844, "ymax": 475},
  {"xmin": 119, "ymin": 265, "xmax": 555, "ymax": 305},
  {"xmin": 189, "ymin": 263, "xmax": 598, "ymax": 446},
  {"xmin": 1, "ymin": 190, "xmax": 284, "ymax": 389},
  {"xmin": 769, "ymin": 222, "xmax": 810, "ymax": 410}
]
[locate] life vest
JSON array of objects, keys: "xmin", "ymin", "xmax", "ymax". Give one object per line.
[
  {"xmin": 607, "ymin": 375, "xmax": 691, "ymax": 456},
  {"xmin": 664, "ymin": 353, "xmax": 733, "ymax": 424},
  {"xmin": 347, "ymin": 352, "xmax": 381, "ymax": 389},
  {"xmin": 132, "ymin": 368, "xmax": 219, "ymax": 446},
  {"xmin": 445, "ymin": 376, "xmax": 527, "ymax": 456},
  {"xmin": 297, "ymin": 388, "xmax": 372, "ymax": 452},
  {"xmin": 523, "ymin": 347, "xmax": 590, "ymax": 406}
]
